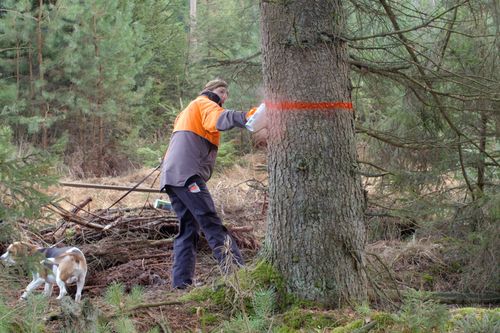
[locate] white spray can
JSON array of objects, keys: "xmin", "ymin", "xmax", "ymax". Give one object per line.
[
  {"xmin": 154, "ymin": 199, "xmax": 172, "ymax": 210},
  {"xmin": 245, "ymin": 103, "xmax": 267, "ymax": 132}
]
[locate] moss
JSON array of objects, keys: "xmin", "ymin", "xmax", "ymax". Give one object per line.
[
  {"xmin": 181, "ymin": 261, "xmax": 287, "ymax": 316},
  {"xmin": 312, "ymin": 314, "xmax": 341, "ymax": 330},
  {"xmin": 201, "ymin": 312, "xmax": 219, "ymax": 325},
  {"xmin": 372, "ymin": 311, "xmax": 396, "ymax": 326},
  {"xmin": 239, "ymin": 260, "xmax": 297, "ymax": 309},
  {"xmin": 448, "ymin": 307, "xmax": 500, "ymax": 332},
  {"xmin": 452, "ymin": 307, "xmax": 480, "ymax": 317},
  {"xmin": 248, "ymin": 260, "xmax": 285, "ymax": 291},
  {"xmin": 292, "ymin": 299, "xmax": 317, "ymax": 308},
  {"xmin": 280, "ymin": 307, "xmax": 340, "ymax": 331},
  {"xmin": 449, "ymin": 307, "xmax": 500, "ymax": 322},
  {"xmin": 274, "ymin": 325, "xmax": 299, "ymax": 333},
  {"xmin": 182, "ymin": 285, "xmax": 227, "ymax": 306},
  {"xmin": 422, "ymin": 273, "xmax": 434, "ymax": 283},
  {"xmin": 331, "ymin": 319, "xmax": 364, "ymax": 332},
  {"xmin": 281, "ymin": 308, "xmax": 311, "ymax": 329}
]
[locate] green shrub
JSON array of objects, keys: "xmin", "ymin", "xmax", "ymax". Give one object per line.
[
  {"xmin": 0, "ymin": 126, "xmax": 58, "ymax": 225},
  {"xmin": 218, "ymin": 288, "xmax": 276, "ymax": 332},
  {"xmin": 396, "ymin": 292, "xmax": 449, "ymax": 333},
  {"xmin": 136, "ymin": 146, "xmax": 163, "ymax": 167},
  {"xmin": 216, "ymin": 140, "xmax": 238, "ymax": 170},
  {"xmin": 105, "ymin": 283, "xmax": 144, "ymax": 312}
]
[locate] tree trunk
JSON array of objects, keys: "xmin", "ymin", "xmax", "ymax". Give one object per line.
[
  {"xmin": 37, "ymin": 0, "xmax": 48, "ymax": 149},
  {"xmin": 93, "ymin": 14, "xmax": 104, "ymax": 176},
  {"xmin": 477, "ymin": 111, "xmax": 487, "ymax": 193},
  {"xmin": 260, "ymin": 0, "xmax": 367, "ymax": 307},
  {"xmin": 190, "ymin": 0, "xmax": 197, "ymax": 48},
  {"xmin": 28, "ymin": 40, "xmax": 34, "ymax": 100},
  {"xmin": 16, "ymin": 40, "xmax": 20, "ymax": 100}
]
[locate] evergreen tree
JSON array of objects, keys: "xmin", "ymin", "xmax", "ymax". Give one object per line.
[
  {"xmin": 261, "ymin": 0, "xmax": 367, "ymax": 306},
  {"xmin": 0, "ymin": 125, "xmax": 57, "ymax": 241},
  {"xmin": 132, "ymin": 0, "xmax": 188, "ymax": 147},
  {"xmin": 48, "ymin": 0, "xmax": 150, "ymax": 176},
  {"xmin": 0, "ymin": 0, "xmax": 41, "ymax": 142},
  {"xmin": 347, "ymin": 0, "xmax": 499, "ymax": 226}
]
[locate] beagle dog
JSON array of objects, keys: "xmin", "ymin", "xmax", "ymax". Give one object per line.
[{"xmin": 0, "ymin": 242, "xmax": 87, "ymax": 302}]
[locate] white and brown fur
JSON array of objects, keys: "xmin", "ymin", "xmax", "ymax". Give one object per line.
[{"xmin": 0, "ymin": 242, "xmax": 87, "ymax": 302}]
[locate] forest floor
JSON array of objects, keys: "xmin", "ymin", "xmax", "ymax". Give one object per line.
[
  {"xmin": 1, "ymin": 153, "xmax": 268, "ymax": 331},
  {"xmin": 1, "ymin": 152, "xmax": 499, "ymax": 332}
]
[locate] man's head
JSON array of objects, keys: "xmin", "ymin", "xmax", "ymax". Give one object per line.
[{"xmin": 202, "ymin": 78, "xmax": 229, "ymax": 105}]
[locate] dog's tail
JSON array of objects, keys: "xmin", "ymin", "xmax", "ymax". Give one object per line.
[
  {"xmin": 41, "ymin": 257, "xmax": 58, "ymax": 266},
  {"xmin": 65, "ymin": 247, "xmax": 84, "ymax": 256}
]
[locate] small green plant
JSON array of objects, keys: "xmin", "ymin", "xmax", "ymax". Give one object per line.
[
  {"xmin": 396, "ymin": 292, "xmax": 449, "ymax": 333},
  {"xmin": 105, "ymin": 282, "xmax": 127, "ymax": 311},
  {"xmin": 0, "ymin": 298, "xmax": 12, "ymax": 333},
  {"xmin": 113, "ymin": 317, "xmax": 138, "ymax": 333},
  {"xmin": 219, "ymin": 288, "xmax": 276, "ymax": 332},
  {"xmin": 20, "ymin": 294, "xmax": 49, "ymax": 333},
  {"xmin": 105, "ymin": 283, "xmax": 144, "ymax": 313},
  {"xmin": 102, "ymin": 283, "xmax": 158, "ymax": 333},
  {"xmin": 252, "ymin": 289, "xmax": 275, "ymax": 320}
]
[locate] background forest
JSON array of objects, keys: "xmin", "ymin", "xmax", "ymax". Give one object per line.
[{"xmin": 0, "ymin": 0, "xmax": 499, "ymax": 332}]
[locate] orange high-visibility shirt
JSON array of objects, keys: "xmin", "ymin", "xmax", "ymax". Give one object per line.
[{"xmin": 172, "ymin": 95, "xmax": 225, "ymax": 146}]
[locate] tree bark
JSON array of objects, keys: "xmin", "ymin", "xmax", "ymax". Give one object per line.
[
  {"xmin": 260, "ymin": 0, "xmax": 367, "ymax": 307},
  {"xmin": 37, "ymin": 0, "xmax": 48, "ymax": 149},
  {"xmin": 92, "ymin": 14, "xmax": 105, "ymax": 176},
  {"xmin": 477, "ymin": 111, "xmax": 487, "ymax": 192},
  {"xmin": 190, "ymin": 0, "xmax": 197, "ymax": 48}
]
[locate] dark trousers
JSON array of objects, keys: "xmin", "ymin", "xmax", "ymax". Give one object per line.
[{"xmin": 164, "ymin": 176, "xmax": 244, "ymax": 288}]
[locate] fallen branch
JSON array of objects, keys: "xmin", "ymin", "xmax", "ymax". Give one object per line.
[
  {"xmin": 127, "ymin": 299, "xmax": 184, "ymax": 311},
  {"xmin": 429, "ymin": 292, "xmax": 500, "ymax": 305},
  {"xmin": 382, "ymin": 289, "xmax": 500, "ymax": 305},
  {"xmin": 105, "ymin": 299, "xmax": 185, "ymax": 320},
  {"xmin": 59, "ymin": 181, "xmax": 161, "ymax": 193},
  {"xmin": 353, "ymin": 321, "xmax": 377, "ymax": 333},
  {"xmin": 47, "ymin": 203, "xmax": 106, "ymax": 230}
]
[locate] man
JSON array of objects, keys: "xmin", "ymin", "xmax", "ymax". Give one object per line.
[{"xmin": 160, "ymin": 79, "xmax": 257, "ymax": 289}]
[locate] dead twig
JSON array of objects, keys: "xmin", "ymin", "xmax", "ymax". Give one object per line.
[{"xmin": 47, "ymin": 203, "xmax": 106, "ymax": 230}]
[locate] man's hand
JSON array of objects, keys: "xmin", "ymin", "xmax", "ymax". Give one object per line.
[{"xmin": 246, "ymin": 107, "xmax": 258, "ymax": 120}]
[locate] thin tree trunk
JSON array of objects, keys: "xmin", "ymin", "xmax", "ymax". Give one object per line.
[
  {"xmin": 260, "ymin": 0, "xmax": 367, "ymax": 307},
  {"xmin": 37, "ymin": 0, "xmax": 48, "ymax": 149},
  {"xmin": 190, "ymin": 0, "xmax": 197, "ymax": 48},
  {"xmin": 183, "ymin": 0, "xmax": 197, "ymax": 92},
  {"xmin": 477, "ymin": 112, "xmax": 487, "ymax": 192},
  {"xmin": 15, "ymin": 41, "xmax": 20, "ymax": 100},
  {"xmin": 28, "ymin": 40, "xmax": 34, "ymax": 101},
  {"xmin": 92, "ymin": 14, "xmax": 104, "ymax": 176},
  {"xmin": 205, "ymin": 0, "xmax": 211, "ymax": 58},
  {"xmin": 27, "ymin": 39, "xmax": 36, "ymax": 143}
]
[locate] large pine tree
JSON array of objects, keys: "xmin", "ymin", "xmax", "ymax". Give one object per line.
[{"xmin": 260, "ymin": 0, "xmax": 367, "ymax": 306}]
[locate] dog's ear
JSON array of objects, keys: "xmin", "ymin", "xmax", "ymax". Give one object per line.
[{"xmin": 17, "ymin": 242, "xmax": 38, "ymax": 256}]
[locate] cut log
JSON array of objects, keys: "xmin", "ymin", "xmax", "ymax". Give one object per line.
[{"xmin": 59, "ymin": 181, "xmax": 161, "ymax": 193}]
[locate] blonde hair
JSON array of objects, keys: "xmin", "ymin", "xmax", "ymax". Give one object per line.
[{"xmin": 202, "ymin": 78, "xmax": 228, "ymax": 92}]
